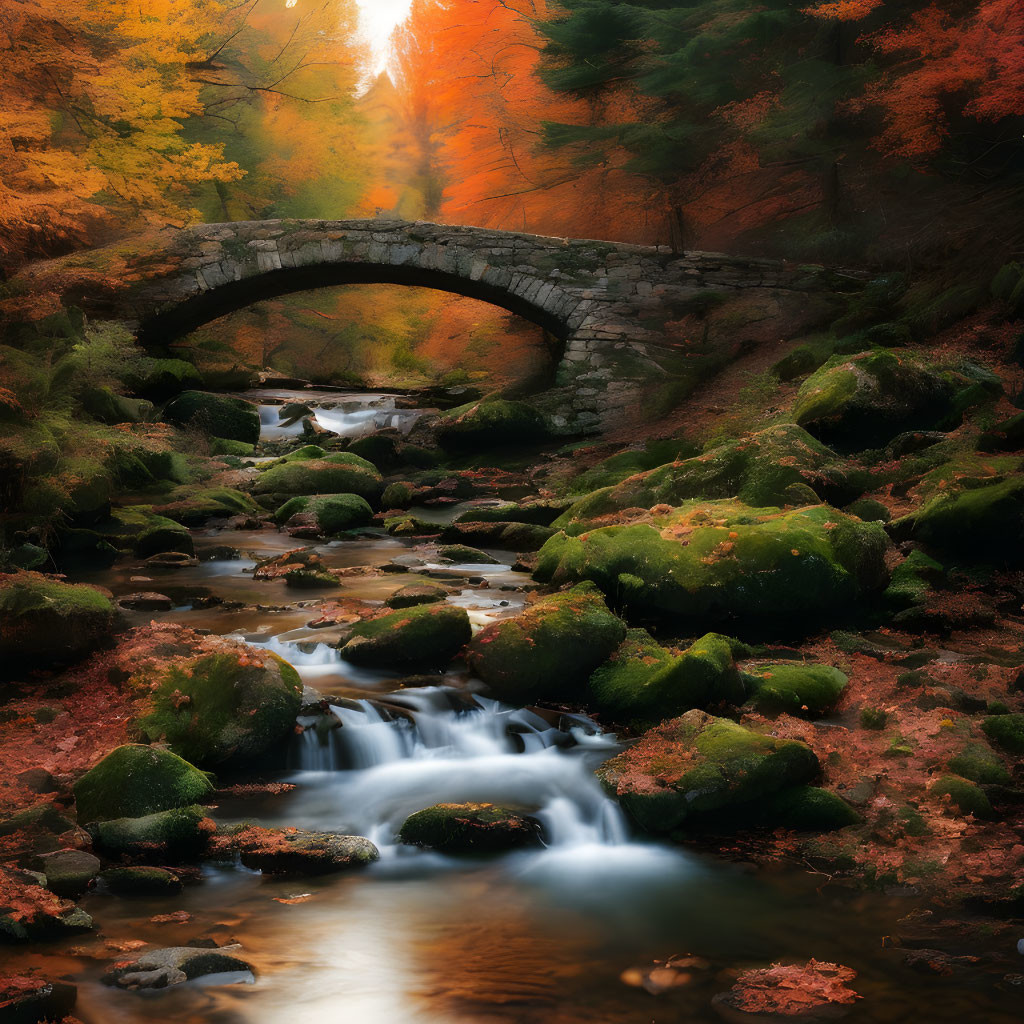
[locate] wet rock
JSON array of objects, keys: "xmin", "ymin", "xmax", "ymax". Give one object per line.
[
  {"xmin": 711, "ymin": 959, "xmax": 859, "ymax": 1022},
  {"xmin": 274, "ymin": 493, "xmax": 374, "ymax": 535},
  {"xmin": 152, "ymin": 486, "xmax": 259, "ymax": 526},
  {"xmin": 99, "ymin": 866, "xmax": 182, "ymax": 894},
  {"xmin": 199, "ymin": 544, "xmax": 241, "ymax": 562},
  {"xmin": 452, "ymin": 499, "xmax": 572, "ymax": 527},
  {"xmin": 439, "ymin": 520, "xmax": 557, "ymax": 552},
  {"xmin": 597, "ymin": 710, "xmax": 820, "ymax": 834},
  {"xmin": 436, "ymin": 399, "xmax": 549, "ymax": 451},
  {"xmin": 383, "ymin": 513, "xmax": 440, "ymax": 536},
  {"xmin": 399, "ymin": 803, "xmax": 542, "ymax": 853},
  {"xmin": 103, "ymin": 945, "xmax": 253, "ymax": 989},
  {"xmin": 903, "ymin": 948, "xmax": 980, "ymax": 976},
  {"xmin": 233, "ymin": 825, "xmax": 379, "ymax": 874},
  {"xmin": 163, "ymin": 390, "xmax": 260, "ymax": 444},
  {"xmin": 589, "ymin": 629, "xmax": 749, "ymax": 728},
  {"xmin": 0, "ymin": 802, "xmax": 75, "ymax": 839},
  {"xmin": 73, "ymin": 744, "xmax": 214, "ymax": 824},
  {"xmin": 135, "ymin": 650, "xmax": 303, "ymax": 766},
  {"xmin": 467, "ymin": 582, "xmax": 625, "ymax": 704},
  {"xmin": 535, "ymin": 500, "xmax": 889, "ymax": 625},
  {"xmin": 0, "ymin": 571, "xmax": 116, "ymax": 670},
  {"xmin": 145, "ymin": 551, "xmax": 199, "ymax": 569},
  {"xmin": 32, "ymin": 850, "xmax": 100, "ymax": 897},
  {"xmin": 756, "ymin": 786, "xmax": 862, "ymax": 831},
  {"xmin": 88, "ymin": 805, "xmax": 212, "ymax": 861},
  {"xmin": 0, "ymin": 866, "xmax": 94, "ymax": 941},
  {"xmin": 385, "ymin": 583, "xmax": 449, "ymax": 609},
  {"xmin": 98, "ymin": 506, "xmax": 196, "ymax": 557},
  {"xmin": 285, "ymin": 566, "xmax": 341, "ymax": 589},
  {"xmin": 118, "ymin": 592, "xmax": 173, "ymax": 611},
  {"xmin": 742, "ymin": 662, "xmax": 848, "ymax": 717},
  {"xmin": 437, "ymin": 543, "xmax": 500, "ymax": 564},
  {"xmin": 0, "ymin": 977, "xmax": 77, "ymax": 1023},
  {"xmin": 338, "ymin": 604, "xmax": 471, "ymax": 670}
]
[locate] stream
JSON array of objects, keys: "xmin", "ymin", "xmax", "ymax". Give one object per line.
[{"xmin": 14, "ymin": 390, "xmax": 1022, "ymax": 1023}]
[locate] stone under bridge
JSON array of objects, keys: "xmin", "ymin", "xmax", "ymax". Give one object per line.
[{"xmin": 11, "ymin": 219, "xmax": 861, "ymax": 432}]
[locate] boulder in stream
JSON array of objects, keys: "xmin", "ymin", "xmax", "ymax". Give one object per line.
[
  {"xmin": 253, "ymin": 448, "xmax": 383, "ymax": 503},
  {"xmin": 339, "ymin": 604, "xmax": 471, "ymax": 670},
  {"xmin": 232, "ymin": 825, "xmax": 379, "ymax": 874},
  {"xmin": 466, "ymin": 582, "xmax": 626, "ymax": 704},
  {"xmin": 399, "ymin": 803, "xmax": 543, "ymax": 853},
  {"xmin": 31, "ymin": 850, "xmax": 100, "ymax": 898},
  {"xmin": 436, "ymin": 399, "xmax": 549, "ymax": 451},
  {"xmin": 88, "ymin": 805, "xmax": 213, "ymax": 861},
  {"xmin": 385, "ymin": 582, "xmax": 450, "ymax": 608},
  {"xmin": 103, "ymin": 945, "xmax": 253, "ymax": 989},
  {"xmin": 439, "ymin": 520, "xmax": 557, "ymax": 552},
  {"xmin": 73, "ymin": 744, "xmax": 214, "ymax": 825},
  {"xmin": 274, "ymin": 493, "xmax": 374, "ymax": 535},
  {"xmin": 162, "ymin": 390, "xmax": 260, "ymax": 444}
]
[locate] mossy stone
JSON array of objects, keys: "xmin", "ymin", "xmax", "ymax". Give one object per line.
[
  {"xmin": 589, "ymin": 629, "xmax": 749, "ymax": 728},
  {"xmin": 758, "ymin": 786, "xmax": 861, "ymax": 830},
  {"xmin": 398, "ymin": 803, "xmax": 542, "ymax": 853},
  {"xmin": 209, "ymin": 437, "xmax": 255, "ymax": 456},
  {"xmin": 97, "ymin": 506, "xmax": 194, "ymax": 557},
  {"xmin": 0, "ymin": 572, "xmax": 116, "ymax": 667},
  {"xmin": 162, "ymin": 390, "xmax": 259, "ymax": 444},
  {"xmin": 466, "ymin": 582, "xmax": 626, "ymax": 704},
  {"xmin": 384, "ymin": 514, "xmax": 438, "ymax": 536},
  {"xmin": 74, "ymin": 744, "xmax": 213, "ymax": 824},
  {"xmin": 439, "ymin": 520, "xmax": 557, "ymax": 551},
  {"xmin": 948, "ymin": 742, "xmax": 1009, "ymax": 784},
  {"xmin": 88, "ymin": 805, "xmax": 210, "ymax": 861},
  {"xmin": 274, "ymin": 493, "xmax": 373, "ymax": 534},
  {"xmin": 34, "ymin": 850, "xmax": 100, "ymax": 897},
  {"xmin": 437, "ymin": 544, "xmax": 500, "ymax": 564},
  {"xmin": 81, "ymin": 386, "xmax": 154, "ymax": 425},
  {"xmin": 338, "ymin": 604, "xmax": 471, "ymax": 670},
  {"xmin": 436, "ymin": 399, "xmax": 549, "ymax": 451},
  {"xmin": 536, "ymin": 500, "xmax": 889, "ymax": 624},
  {"xmin": 597, "ymin": 710, "xmax": 820, "ymax": 833},
  {"xmin": 153, "ymin": 487, "xmax": 258, "ymax": 526},
  {"xmin": 931, "ymin": 775, "xmax": 996, "ymax": 819},
  {"xmin": 452, "ymin": 500, "xmax": 570, "ymax": 527},
  {"xmin": 744, "ymin": 663, "xmax": 848, "ymax": 716},
  {"xmin": 884, "ymin": 549, "xmax": 944, "ymax": 608},
  {"xmin": 125, "ymin": 358, "xmax": 202, "ymax": 399},
  {"xmin": 845, "ymin": 498, "xmax": 890, "ymax": 523},
  {"xmin": 385, "ymin": 583, "xmax": 449, "ymax": 609},
  {"xmin": 382, "ymin": 481, "xmax": 415, "ymax": 508},
  {"xmin": 136, "ymin": 652, "xmax": 303, "ymax": 767},
  {"xmin": 982, "ymin": 713, "xmax": 1024, "ymax": 755},
  {"xmin": 99, "ymin": 866, "xmax": 182, "ymax": 894},
  {"xmin": 254, "ymin": 456, "xmax": 383, "ymax": 503}
]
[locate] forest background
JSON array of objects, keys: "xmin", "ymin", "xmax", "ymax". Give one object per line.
[{"xmin": 2, "ymin": 0, "xmax": 1022, "ymax": 388}]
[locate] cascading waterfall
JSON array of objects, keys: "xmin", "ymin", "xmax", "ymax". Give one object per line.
[{"xmin": 256, "ymin": 393, "xmax": 424, "ymax": 441}]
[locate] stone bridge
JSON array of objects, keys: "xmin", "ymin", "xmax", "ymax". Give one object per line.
[{"xmin": 13, "ymin": 219, "xmax": 861, "ymax": 432}]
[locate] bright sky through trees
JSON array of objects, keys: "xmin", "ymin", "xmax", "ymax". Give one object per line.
[{"xmin": 355, "ymin": 0, "xmax": 412, "ymax": 74}]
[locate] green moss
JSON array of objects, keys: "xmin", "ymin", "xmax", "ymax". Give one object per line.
[
  {"xmin": 254, "ymin": 457, "xmax": 383, "ymax": 503},
  {"xmin": 398, "ymin": 803, "xmax": 542, "ymax": 853},
  {"xmin": 589, "ymin": 629, "xmax": 749, "ymax": 728},
  {"xmin": 383, "ymin": 514, "xmax": 438, "ymax": 536},
  {"xmin": 453, "ymin": 500, "xmax": 570, "ymax": 527},
  {"xmin": 162, "ymin": 390, "xmax": 260, "ymax": 444},
  {"xmin": 136, "ymin": 652, "xmax": 302, "ymax": 766},
  {"xmin": 982, "ymin": 713, "xmax": 1024, "ymax": 754},
  {"xmin": 95, "ymin": 506, "xmax": 194, "ymax": 557},
  {"xmin": 860, "ymin": 707, "xmax": 888, "ymax": 730},
  {"xmin": 99, "ymin": 866, "xmax": 182, "ymax": 894},
  {"xmin": 597, "ymin": 710, "xmax": 820, "ymax": 834},
  {"xmin": 274, "ymin": 493, "xmax": 373, "ymax": 534},
  {"xmin": 884, "ymin": 549, "xmax": 944, "ymax": 607},
  {"xmin": 439, "ymin": 521, "xmax": 557, "ymax": 551},
  {"xmin": 0, "ymin": 572, "xmax": 116, "ymax": 666},
  {"xmin": 385, "ymin": 583, "xmax": 449, "ymax": 609},
  {"xmin": 209, "ymin": 437, "xmax": 255, "ymax": 456},
  {"xmin": 339, "ymin": 603, "xmax": 471, "ymax": 670},
  {"xmin": 565, "ymin": 439, "xmax": 699, "ymax": 495},
  {"xmin": 437, "ymin": 544, "xmax": 500, "ymax": 564},
  {"xmin": 124, "ymin": 358, "xmax": 202, "ymax": 399},
  {"xmin": 74, "ymin": 744, "xmax": 213, "ymax": 824},
  {"xmin": 932, "ymin": 775, "xmax": 996, "ymax": 819},
  {"xmin": 744, "ymin": 662, "xmax": 848, "ymax": 716},
  {"xmin": 759, "ymin": 786, "xmax": 861, "ymax": 830},
  {"xmin": 536, "ymin": 500, "xmax": 889, "ymax": 623},
  {"xmin": 467, "ymin": 582, "xmax": 626, "ymax": 704},
  {"xmin": 949, "ymin": 742, "xmax": 1009, "ymax": 784},
  {"xmin": 382, "ymin": 481, "xmax": 415, "ymax": 508},
  {"xmin": 845, "ymin": 498, "xmax": 890, "ymax": 523},
  {"xmin": 436, "ymin": 399, "xmax": 549, "ymax": 451},
  {"xmin": 88, "ymin": 805, "xmax": 210, "ymax": 860},
  {"xmin": 154, "ymin": 486, "xmax": 258, "ymax": 526}
]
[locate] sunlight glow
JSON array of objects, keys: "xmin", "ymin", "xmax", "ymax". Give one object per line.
[{"xmin": 355, "ymin": 0, "xmax": 413, "ymax": 76}]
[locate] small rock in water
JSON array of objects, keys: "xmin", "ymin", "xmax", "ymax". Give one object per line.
[
  {"xmin": 103, "ymin": 945, "xmax": 253, "ymax": 990},
  {"xmin": 118, "ymin": 592, "xmax": 173, "ymax": 611},
  {"xmin": 230, "ymin": 825, "xmax": 379, "ymax": 875},
  {"xmin": 145, "ymin": 551, "xmax": 199, "ymax": 569}
]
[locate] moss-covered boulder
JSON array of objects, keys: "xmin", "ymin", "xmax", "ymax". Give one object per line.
[
  {"xmin": 792, "ymin": 350, "xmax": 999, "ymax": 449},
  {"xmin": 254, "ymin": 452, "xmax": 383, "ymax": 503},
  {"xmin": 135, "ymin": 651, "xmax": 303, "ymax": 767},
  {"xmin": 596, "ymin": 710, "xmax": 820, "ymax": 834},
  {"xmin": 338, "ymin": 604, "xmax": 471, "ymax": 670},
  {"xmin": 982, "ymin": 713, "xmax": 1024, "ymax": 755},
  {"xmin": 95, "ymin": 506, "xmax": 194, "ymax": 557},
  {"xmin": 162, "ymin": 390, "xmax": 260, "ymax": 444},
  {"xmin": 757, "ymin": 786, "xmax": 861, "ymax": 831},
  {"xmin": 233, "ymin": 826, "xmax": 379, "ymax": 874},
  {"xmin": 81, "ymin": 386, "xmax": 154, "ymax": 425},
  {"xmin": 948, "ymin": 742, "xmax": 1009, "ymax": 784},
  {"xmin": 99, "ymin": 866, "xmax": 182, "ymax": 894},
  {"xmin": 565, "ymin": 439, "xmax": 699, "ymax": 495},
  {"xmin": 88, "ymin": 805, "xmax": 211, "ymax": 861},
  {"xmin": 436, "ymin": 399, "xmax": 548, "ymax": 451},
  {"xmin": 385, "ymin": 583, "xmax": 449, "ymax": 609},
  {"xmin": 0, "ymin": 572, "xmax": 116, "ymax": 668},
  {"xmin": 466, "ymin": 582, "xmax": 626, "ymax": 704},
  {"xmin": 893, "ymin": 475, "xmax": 1024, "ymax": 564},
  {"xmin": 743, "ymin": 663, "xmax": 848, "ymax": 716},
  {"xmin": 556, "ymin": 426, "xmax": 851, "ymax": 533},
  {"xmin": 437, "ymin": 544, "xmax": 500, "ymax": 564},
  {"xmin": 274, "ymin": 493, "xmax": 373, "ymax": 534},
  {"xmin": 152, "ymin": 487, "xmax": 258, "ymax": 526},
  {"xmin": 452, "ymin": 500, "xmax": 571, "ymax": 527},
  {"xmin": 977, "ymin": 411, "xmax": 1024, "ymax": 453},
  {"xmin": 931, "ymin": 775, "xmax": 996, "ymax": 819},
  {"xmin": 73, "ymin": 745, "xmax": 214, "ymax": 825},
  {"xmin": 33, "ymin": 850, "xmax": 100, "ymax": 898},
  {"xmin": 398, "ymin": 803, "xmax": 542, "ymax": 853},
  {"xmin": 884, "ymin": 549, "xmax": 944, "ymax": 608},
  {"xmin": 439, "ymin": 520, "xmax": 557, "ymax": 551},
  {"xmin": 588, "ymin": 630, "xmax": 749, "ymax": 728},
  {"xmin": 535, "ymin": 501, "xmax": 889, "ymax": 624},
  {"xmin": 381, "ymin": 481, "xmax": 415, "ymax": 508},
  {"xmin": 125, "ymin": 358, "xmax": 203, "ymax": 399},
  {"xmin": 383, "ymin": 514, "xmax": 439, "ymax": 537}
]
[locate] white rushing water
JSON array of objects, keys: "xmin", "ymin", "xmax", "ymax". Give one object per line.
[{"xmin": 257, "ymin": 393, "xmax": 424, "ymax": 441}]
